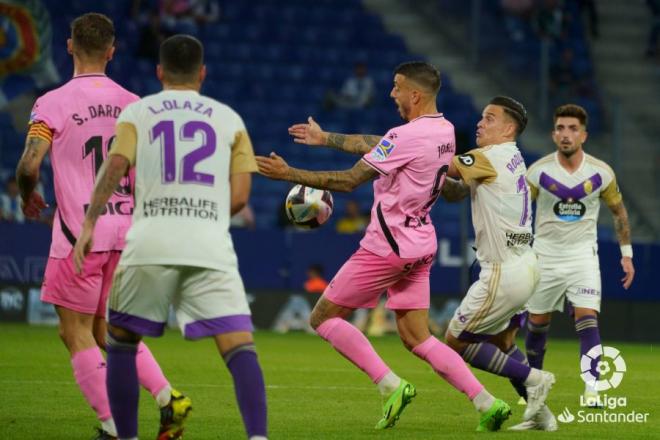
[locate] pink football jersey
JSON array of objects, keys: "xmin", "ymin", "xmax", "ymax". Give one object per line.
[
  {"xmin": 360, "ymin": 114, "xmax": 455, "ymax": 258},
  {"xmin": 29, "ymin": 74, "xmax": 138, "ymax": 258}
]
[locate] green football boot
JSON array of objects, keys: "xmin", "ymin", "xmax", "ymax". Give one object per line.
[
  {"xmin": 477, "ymin": 398, "xmax": 512, "ymax": 432},
  {"xmin": 375, "ymin": 379, "xmax": 417, "ymax": 429}
]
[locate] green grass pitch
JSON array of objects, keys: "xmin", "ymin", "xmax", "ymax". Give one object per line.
[{"xmin": 1, "ymin": 323, "xmax": 657, "ymax": 439}]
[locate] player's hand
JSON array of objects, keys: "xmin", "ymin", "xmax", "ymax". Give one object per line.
[
  {"xmin": 255, "ymin": 152, "xmax": 290, "ymax": 180},
  {"xmin": 620, "ymin": 256, "xmax": 635, "ymax": 290},
  {"xmin": 73, "ymin": 221, "xmax": 94, "ymax": 274},
  {"xmin": 21, "ymin": 192, "xmax": 48, "ymax": 219},
  {"xmin": 288, "ymin": 116, "xmax": 326, "ymax": 146}
]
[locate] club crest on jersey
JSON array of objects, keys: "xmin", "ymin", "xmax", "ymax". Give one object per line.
[
  {"xmin": 584, "ymin": 180, "xmax": 593, "ymax": 194},
  {"xmin": 370, "ymin": 139, "xmax": 396, "ymax": 162}
]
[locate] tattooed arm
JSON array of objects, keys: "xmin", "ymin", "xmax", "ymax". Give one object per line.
[
  {"xmin": 441, "ymin": 177, "xmax": 470, "ymax": 202},
  {"xmin": 16, "ymin": 135, "xmax": 51, "ymax": 218},
  {"xmin": 324, "ymin": 133, "xmax": 382, "ymax": 155},
  {"xmin": 288, "ymin": 116, "xmax": 381, "ymax": 155},
  {"xmin": 608, "ymin": 200, "xmax": 635, "ymax": 289},
  {"xmin": 256, "ymin": 152, "xmax": 378, "ymax": 192},
  {"xmin": 73, "ymin": 154, "xmax": 130, "ymax": 273}
]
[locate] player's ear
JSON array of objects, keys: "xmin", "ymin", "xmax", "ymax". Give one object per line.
[
  {"xmin": 66, "ymin": 38, "xmax": 73, "ymax": 55},
  {"xmin": 156, "ymin": 65, "xmax": 164, "ymax": 82},
  {"xmin": 199, "ymin": 65, "xmax": 207, "ymax": 84},
  {"xmin": 106, "ymin": 46, "xmax": 115, "ymax": 62}
]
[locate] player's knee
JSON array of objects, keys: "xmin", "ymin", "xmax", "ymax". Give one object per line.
[
  {"xmin": 309, "ymin": 310, "xmax": 324, "ymax": 331},
  {"xmin": 107, "ymin": 325, "xmax": 140, "ymax": 345}
]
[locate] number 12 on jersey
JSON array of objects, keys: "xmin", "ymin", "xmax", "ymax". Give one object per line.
[{"xmin": 150, "ymin": 120, "xmax": 217, "ymax": 185}]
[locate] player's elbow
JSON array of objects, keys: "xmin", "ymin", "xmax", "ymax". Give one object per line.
[{"xmin": 230, "ymin": 192, "xmax": 249, "ymax": 216}]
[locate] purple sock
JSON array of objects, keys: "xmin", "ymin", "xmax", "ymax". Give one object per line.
[
  {"xmin": 525, "ymin": 320, "xmax": 549, "ymax": 370},
  {"xmin": 106, "ymin": 337, "xmax": 139, "ymax": 439},
  {"xmin": 462, "ymin": 342, "xmax": 531, "ymax": 382},
  {"xmin": 576, "ymin": 315, "xmax": 601, "ymax": 380},
  {"xmin": 224, "ymin": 344, "xmax": 267, "ymax": 438},
  {"xmin": 506, "ymin": 345, "xmax": 528, "ymax": 399}
]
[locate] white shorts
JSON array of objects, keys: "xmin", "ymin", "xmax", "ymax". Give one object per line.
[
  {"xmin": 108, "ymin": 265, "xmax": 253, "ymax": 340},
  {"xmin": 448, "ymin": 250, "xmax": 539, "ymax": 341},
  {"xmin": 526, "ymin": 254, "xmax": 601, "ymax": 314}
]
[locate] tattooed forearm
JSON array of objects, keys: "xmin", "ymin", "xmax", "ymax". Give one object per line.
[
  {"xmin": 16, "ymin": 137, "xmax": 49, "ymax": 199},
  {"xmin": 85, "ymin": 155, "xmax": 129, "ymax": 224},
  {"xmin": 285, "ymin": 161, "xmax": 378, "ymax": 192},
  {"xmin": 441, "ymin": 177, "xmax": 470, "ymax": 202},
  {"xmin": 611, "ymin": 202, "xmax": 631, "ymax": 245},
  {"xmin": 288, "ymin": 168, "xmax": 358, "ymax": 192},
  {"xmin": 326, "ymin": 133, "xmax": 382, "ymax": 155}
]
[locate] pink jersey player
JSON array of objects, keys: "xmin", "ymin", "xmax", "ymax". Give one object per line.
[
  {"xmin": 16, "ymin": 14, "xmax": 180, "ymax": 439},
  {"xmin": 30, "ymin": 74, "xmax": 138, "ymax": 259},
  {"xmin": 259, "ymin": 62, "xmax": 509, "ymax": 432},
  {"xmin": 30, "ymin": 74, "xmax": 138, "ymax": 316},
  {"xmin": 361, "ymin": 114, "xmax": 454, "ymax": 259}
]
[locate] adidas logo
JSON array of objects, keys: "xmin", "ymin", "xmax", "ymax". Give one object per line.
[{"xmin": 557, "ymin": 407, "xmax": 575, "ymax": 423}]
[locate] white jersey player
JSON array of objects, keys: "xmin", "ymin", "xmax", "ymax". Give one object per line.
[
  {"xmin": 441, "ymin": 96, "xmax": 556, "ymax": 426},
  {"xmin": 73, "ymin": 35, "xmax": 268, "ymax": 440},
  {"xmin": 522, "ymin": 104, "xmax": 634, "ymax": 422}
]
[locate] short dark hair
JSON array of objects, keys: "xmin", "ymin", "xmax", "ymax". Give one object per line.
[
  {"xmin": 394, "ymin": 61, "xmax": 441, "ymax": 95},
  {"xmin": 159, "ymin": 34, "xmax": 204, "ymax": 83},
  {"xmin": 489, "ymin": 96, "xmax": 528, "ymax": 135},
  {"xmin": 554, "ymin": 104, "xmax": 588, "ymax": 128},
  {"xmin": 71, "ymin": 13, "xmax": 115, "ymax": 58}
]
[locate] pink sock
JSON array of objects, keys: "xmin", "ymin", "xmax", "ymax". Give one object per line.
[
  {"xmin": 136, "ymin": 342, "xmax": 169, "ymax": 400},
  {"xmin": 412, "ymin": 336, "xmax": 484, "ymax": 399},
  {"xmin": 316, "ymin": 318, "xmax": 390, "ymax": 383},
  {"xmin": 71, "ymin": 347, "xmax": 112, "ymax": 421}
]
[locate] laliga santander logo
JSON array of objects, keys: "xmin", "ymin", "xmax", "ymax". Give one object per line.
[{"xmin": 580, "ymin": 345, "xmax": 627, "ymax": 391}]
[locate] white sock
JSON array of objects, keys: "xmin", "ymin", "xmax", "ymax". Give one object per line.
[
  {"xmin": 101, "ymin": 418, "xmax": 117, "ymax": 436},
  {"xmin": 155, "ymin": 384, "xmax": 173, "ymax": 407},
  {"xmin": 376, "ymin": 371, "xmax": 401, "ymax": 396},
  {"xmin": 524, "ymin": 368, "xmax": 542, "ymax": 387},
  {"xmin": 249, "ymin": 437, "xmax": 268, "ymax": 440},
  {"xmin": 472, "ymin": 388, "xmax": 495, "ymax": 413}
]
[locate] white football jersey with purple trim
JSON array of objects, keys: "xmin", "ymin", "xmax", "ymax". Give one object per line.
[{"xmin": 453, "ymin": 142, "xmax": 533, "ymax": 263}]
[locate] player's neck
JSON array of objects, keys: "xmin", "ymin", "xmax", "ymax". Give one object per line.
[
  {"xmin": 163, "ymin": 82, "xmax": 200, "ymax": 92},
  {"xmin": 73, "ymin": 63, "xmax": 107, "ymax": 76},
  {"xmin": 73, "ymin": 56, "xmax": 108, "ymax": 76},
  {"xmin": 408, "ymin": 103, "xmax": 438, "ymax": 121},
  {"xmin": 557, "ymin": 149, "xmax": 584, "ymax": 173}
]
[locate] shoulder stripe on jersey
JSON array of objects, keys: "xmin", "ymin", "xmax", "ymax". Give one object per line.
[
  {"xmin": 361, "ymin": 157, "xmax": 388, "ymax": 176},
  {"xmin": 527, "ymin": 154, "xmax": 554, "ymax": 173},
  {"xmin": 584, "ymin": 155, "xmax": 615, "ymax": 179},
  {"xmin": 376, "ymin": 203, "xmax": 399, "ymax": 256}
]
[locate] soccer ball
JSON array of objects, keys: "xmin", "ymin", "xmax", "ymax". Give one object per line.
[{"xmin": 285, "ymin": 184, "xmax": 333, "ymax": 229}]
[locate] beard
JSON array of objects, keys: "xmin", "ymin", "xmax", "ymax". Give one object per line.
[{"xmin": 559, "ymin": 144, "xmax": 579, "ymax": 157}]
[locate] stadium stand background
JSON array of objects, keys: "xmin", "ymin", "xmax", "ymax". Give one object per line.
[{"xmin": 1, "ymin": 0, "xmax": 659, "ymax": 341}]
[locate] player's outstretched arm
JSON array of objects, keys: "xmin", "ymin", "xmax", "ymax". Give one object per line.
[
  {"xmin": 16, "ymin": 134, "xmax": 50, "ymax": 219},
  {"xmin": 609, "ymin": 201, "xmax": 635, "ymax": 289},
  {"xmin": 256, "ymin": 152, "xmax": 377, "ymax": 192},
  {"xmin": 74, "ymin": 154, "xmax": 130, "ymax": 273},
  {"xmin": 441, "ymin": 177, "xmax": 470, "ymax": 202},
  {"xmin": 288, "ymin": 116, "xmax": 381, "ymax": 155}
]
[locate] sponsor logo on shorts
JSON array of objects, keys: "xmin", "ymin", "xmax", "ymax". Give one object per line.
[{"xmin": 575, "ymin": 286, "xmax": 600, "ymax": 296}]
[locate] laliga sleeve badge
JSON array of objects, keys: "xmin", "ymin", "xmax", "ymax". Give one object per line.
[{"xmin": 458, "ymin": 154, "xmax": 475, "ymax": 166}]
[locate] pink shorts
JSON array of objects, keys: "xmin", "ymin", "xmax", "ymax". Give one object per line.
[
  {"xmin": 41, "ymin": 251, "xmax": 122, "ymax": 317},
  {"xmin": 324, "ymin": 247, "xmax": 434, "ymax": 310}
]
